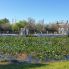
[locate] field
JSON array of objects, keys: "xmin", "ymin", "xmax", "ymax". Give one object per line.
[
  {"xmin": 0, "ymin": 61, "xmax": 69, "ymax": 69},
  {"xmin": 0, "ymin": 36, "xmax": 69, "ymax": 60},
  {"xmin": 0, "ymin": 36, "xmax": 69, "ymax": 61},
  {"xmin": 0, "ymin": 36, "xmax": 69, "ymax": 68}
]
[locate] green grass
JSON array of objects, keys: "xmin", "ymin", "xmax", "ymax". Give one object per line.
[
  {"xmin": 0, "ymin": 36, "xmax": 69, "ymax": 60},
  {"xmin": 0, "ymin": 61, "xmax": 69, "ymax": 69}
]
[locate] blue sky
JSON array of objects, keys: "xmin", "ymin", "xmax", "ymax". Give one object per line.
[{"xmin": 0, "ymin": 0, "xmax": 69, "ymax": 23}]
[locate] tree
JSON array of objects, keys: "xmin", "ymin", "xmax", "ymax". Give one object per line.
[
  {"xmin": 46, "ymin": 21, "xmax": 60, "ymax": 34},
  {"xmin": 36, "ymin": 20, "xmax": 46, "ymax": 33},
  {"xmin": 16, "ymin": 20, "xmax": 28, "ymax": 29},
  {"xmin": 0, "ymin": 18, "xmax": 9, "ymax": 24},
  {"xmin": 11, "ymin": 20, "xmax": 28, "ymax": 33},
  {"xmin": 0, "ymin": 18, "xmax": 11, "ymax": 33},
  {"xmin": 27, "ymin": 18, "xmax": 36, "ymax": 34},
  {"xmin": 11, "ymin": 23, "xmax": 19, "ymax": 32}
]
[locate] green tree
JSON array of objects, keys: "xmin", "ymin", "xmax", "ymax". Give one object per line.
[
  {"xmin": 0, "ymin": 18, "xmax": 11, "ymax": 33},
  {"xmin": 16, "ymin": 20, "xmax": 28, "ymax": 29},
  {"xmin": 0, "ymin": 18, "xmax": 9, "ymax": 24},
  {"xmin": 11, "ymin": 20, "xmax": 28, "ymax": 32},
  {"xmin": 11, "ymin": 23, "xmax": 19, "ymax": 32}
]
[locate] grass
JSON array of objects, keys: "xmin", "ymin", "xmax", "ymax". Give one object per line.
[
  {"xmin": 0, "ymin": 36, "xmax": 69, "ymax": 60},
  {"xmin": 0, "ymin": 36, "xmax": 69, "ymax": 69},
  {"xmin": 0, "ymin": 61, "xmax": 69, "ymax": 69}
]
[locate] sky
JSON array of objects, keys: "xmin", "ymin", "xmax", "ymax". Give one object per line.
[{"xmin": 0, "ymin": 0, "xmax": 69, "ymax": 23}]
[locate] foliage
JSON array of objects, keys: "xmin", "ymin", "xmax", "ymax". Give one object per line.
[
  {"xmin": 0, "ymin": 36, "xmax": 69, "ymax": 61},
  {"xmin": 0, "ymin": 18, "xmax": 69, "ymax": 34},
  {"xmin": 0, "ymin": 18, "xmax": 11, "ymax": 32},
  {"xmin": 11, "ymin": 23, "xmax": 19, "ymax": 32},
  {"xmin": 0, "ymin": 18, "xmax": 9, "ymax": 24}
]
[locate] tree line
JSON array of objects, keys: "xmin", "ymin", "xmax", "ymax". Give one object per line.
[{"xmin": 0, "ymin": 18, "xmax": 69, "ymax": 34}]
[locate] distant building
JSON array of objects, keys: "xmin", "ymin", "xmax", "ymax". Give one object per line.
[
  {"xmin": 58, "ymin": 23, "xmax": 69, "ymax": 35},
  {"xmin": 19, "ymin": 23, "xmax": 69, "ymax": 36},
  {"xmin": 20, "ymin": 28, "xmax": 29, "ymax": 36}
]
